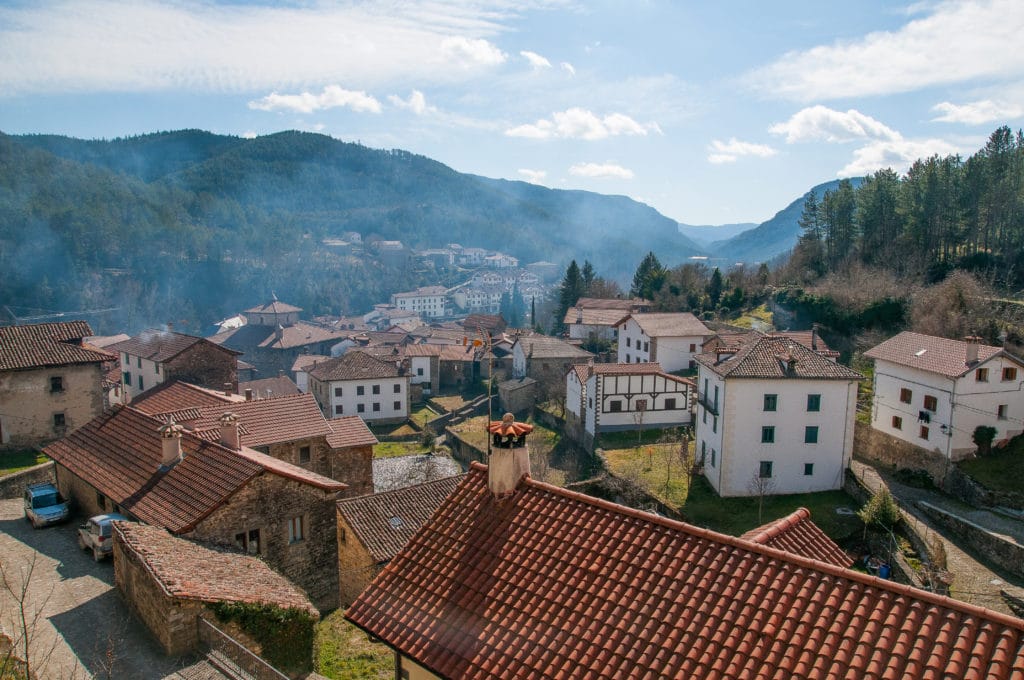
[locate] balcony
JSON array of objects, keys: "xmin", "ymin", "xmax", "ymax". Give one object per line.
[{"xmin": 696, "ymin": 392, "xmax": 719, "ymax": 416}]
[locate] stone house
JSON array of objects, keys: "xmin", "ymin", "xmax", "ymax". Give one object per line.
[
  {"xmin": 403, "ymin": 343, "xmax": 477, "ymax": 394},
  {"xmin": 107, "ymin": 328, "xmax": 241, "ymax": 403},
  {"xmin": 563, "ymin": 297, "xmax": 651, "ymax": 343},
  {"xmin": 510, "ymin": 333, "xmax": 593, "ymax": 401},
  {"xmin": 307, "ymin": 350, "xmax": 411, "ymax": 425},
  {"xmin": 0, "ymin": 321, "xmax": 113, "ymax": 448},
  {"xmin": 44, "ymin": 406, "xmax": 347, "ymax": 610},
  {"xmin": 616, "ymin": 312, "xmax": 712, "ymax": 372},
  {"xmin": 346, "ymin": 420, "xmax": 1024, "ymax": 679},
  {"xmin": 864, "ymin": 331, "xmax": 1024, "ymax": 460},
  {"xmin": 113, "ymin": 521, "xmax": 317, "ymax": 656},
  {"xmin": 132, "ymin": 380, "xmax": 376, "ymax": 496},
  {"xmin": 335, "ymin": 475, "xmax": 463, "ymax": 606}
]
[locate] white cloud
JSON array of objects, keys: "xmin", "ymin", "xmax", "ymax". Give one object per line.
[
  {"xmin": 838, "ymin": 137, "xmax": 960, "ymax": 176},
  {"xmin": 506, "ymin": 108, "xmax": 659, "ymax": 140},
  {"xmin": 569, "ymin": 162, "xmax": 634, "ymax": 179},
  {"xmin": 248, "ymin": 85, "xmax": 382, "ymax": 114},
  {"xmin": 388, "ymin": 90, "xmax": 434, "ymax": 115},
  {"xmin": 769, "ymin": 106, "xmax": 900, "ymax": 144},
  {"xmin": 706, "ymin": 138, "xmax": 777, "ymax": 164},
  {"xmin": 749, "ymin": 0, "xmax": 1024, "ymax": 100},
  {"xmin": 931, "ymin": 99, "xmax": 1024, "ymax": 124},
  {"xmin": 520, "ymin": 50, "xmax": 551, "ymax": 69},
  {"xmin": 518, "ymin": 168, "xmax": 547, "ymax": 184},
  {"xmin": 442, "ymin": 36, "xmax": 507, "ymax": 67},
  {"xmin": 561, "ymin": 62, "xmax": 576, "ymax": 76}
]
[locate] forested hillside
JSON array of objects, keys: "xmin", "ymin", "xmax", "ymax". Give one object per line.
[{"xmin": 0, "ymin": 130, "xmax": 702, "ymax": 333}]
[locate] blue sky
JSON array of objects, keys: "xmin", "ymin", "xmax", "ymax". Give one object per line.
[{"xmin": 1, "ymin": 1, "xmax": 1022, "ymax": 225}]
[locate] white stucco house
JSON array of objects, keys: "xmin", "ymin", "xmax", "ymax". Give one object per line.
[
  {"xmin": 566, "ymin": 362, "xmax": 693, "ymax": 447},
  {"xmin": 307, "ymin": 350, "xmax": 410, "ymax": 424},
  {"xmin": 863, "ymin": 332, "xmax": 1024, "ymax": 460},
  {"xmin": 617, "ymin": 313, "xmax": 713, "ymax": 372},
  {"xmin": 694, "ymin": 335, "xmax": 862, "ymax": 497},
  {"xmin": 390, "ymin": 286, "xmax": 449, "ymax": 319}
]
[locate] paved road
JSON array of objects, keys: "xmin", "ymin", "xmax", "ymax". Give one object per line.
[
  {"xmin": 851, "ymin": 459, "xmax": 1024, "ymax": 616},
  {"xmin": 0, "ymin": 498, "xmax": 217, "ymax": 679}
]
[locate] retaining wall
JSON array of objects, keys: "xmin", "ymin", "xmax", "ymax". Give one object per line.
[
  {"xmin": 0, "ymin": 461, "xmax": 55, "ymax": 499},
  {"xmin": 917, "ymin": 501, "xmax": 1024, "ymax": 579}
]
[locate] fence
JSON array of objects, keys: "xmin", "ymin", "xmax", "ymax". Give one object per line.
[{"xmin": 198, "ymin": 617, "xmax": 289, "ymax": 680}]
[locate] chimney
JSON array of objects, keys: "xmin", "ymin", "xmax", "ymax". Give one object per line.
[
  {"xmin": 219, "ymin": 412, "xmax": 241, "ymax": 450},
  {"xmin": 245, "ymin": 388, "xmax": 253, "ymax": 401},
  {"xmin": 223, "ymin": 382, "xmax": 232, "ymax": 396},
  {"xmin": 487, "ymin": 413, "xmax": 534, "ymax": 496},
  {"xmin": 810, "ymin": 323, "xmax": 819, "ymax": 350},
  {"xmin": 576, "ymin": 306, "xmax": 583, "ymax": 324},
  {"xmin": 964, "ymin": 336, "xmax": 981, "ymax": 365},
  {"xmin": 158, "ymin": 419, "xmax": 184, "ymax": 467},
  {"xmin": 275, "ymin": 323, "xmax": 284, "ymax": 342}
]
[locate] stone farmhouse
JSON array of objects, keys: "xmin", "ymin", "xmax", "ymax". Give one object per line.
[
  {"xmin": 404, "ymin": 343, "xmax": 478, "ymax": 395},
  {"xmin": 44, "ymin": 406, "xmax": 346, "ymax": 610},
  {"xmin": 564, "ymin": 296, "xmax": 651, "ymax": 343},
  {"xmin": 307, "ymin": 350, "xmax": 411, "ymax": 424},
  {"xmin": 107, "ymin": 328, "xmax": 240, "ymax": 403},
  {"xmin": 694, "ymin": 334, "xmax": 862, "ymax": 497},
  {"xmin": 0, "ymin": 321, "xmax": 113, "ymax": 447},
  {"xmin": 511, "ymin": 333, "xmax": 593, "ymax": 400},
  {"xmin": 336, "ymin": 475, "xmax": 464, "ymax": 606},
  {"xmin": 347, "ymin": 420, "xmax": 1024, "ymax": 679},
  {"xmin": 864, "ymin": 331, "xmax": 1024, "ymax": 460},
  {"xmin": 565, "ymin": 362, "xmax": 693, "ymax": 450},
  {"xmin": 616, "ymin": 312, "xmax": 713, "ymax": 372},
  {"xmin": 131, "ymin": 380, "xmax": 376, "ymax": 496}
]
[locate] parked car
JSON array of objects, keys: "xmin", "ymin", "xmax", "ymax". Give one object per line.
[
  {"xmin": 23, "ymin": 482, "xmax": 70, "ymax": 529},
  {"xmin": 77, "ymin": 513, "xmax": 128, "ymax": 561}
]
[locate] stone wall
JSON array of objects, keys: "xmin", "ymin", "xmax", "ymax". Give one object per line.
[
  {"xmin": 917, "ymin": 501, "xmax": 1024, "ymax": 578},
  {"xmin": 498, "ymin": 378, "xmax": 536, "ymax": 416},
  {"xmin": 165, "ymin": 343, "xmax": 239, "ymax": 394},
  {"xmin": 54, "ymin": 463, "xmax": 118, "ymax": 518},
  {"xmin": 189, "ymin": 474, "xmax": 341, "ymax": 611},
  {"xmin": 0, "ymin": 363, "xmax": 106, "ymax": 448},
  {"xmin": 945, "ymin": 466, "xmax": 1024, "ymax": 511},
  {"xmin": 445, "ymin": 429, "xmax": 486, "ymax": 468},
  {"xmin": 114, "ymin": 532, "xmax": 203, "ymax": 656},
  {"xmin": 854, "ymin": 421, "xmax": 952, "ymax": 485},
  {"xmin": 0, "ymin": 461, "xmax": 55, "ymax": 499},
  {"xmin": 328, "ymin": 445, "xmax": 374, "ymax": 498},
  {"xmin": 336, "ymin": 513, "xmax": 382, "ymax": 606}
]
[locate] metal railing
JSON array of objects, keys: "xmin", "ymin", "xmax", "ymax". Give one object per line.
[{"xmin": 198, "ymin": 617, "xmax": 289, "ymax": 680}]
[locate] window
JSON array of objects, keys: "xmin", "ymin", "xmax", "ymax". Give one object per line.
[
  {"xmin": 919, "ymin": 425, "xmax": 929, "ymax": 440},
  {"xmin": 759, "ymin": 461, "xmax": 773, "ymax": 478},
  {"xmin": 805, "ymin": 426, "xmax": 819, "ymax": 444},
  {"xmin": 665, "ymin": 398, "xmax": 677, "ymax": 410},
  {"xmin": 137, "ymin": 356, "xmax": 142, "ymax": 368},
  {"xmin": 334, "ymin": 404, "xmax": 343, "ymax": 415},
  {"xmin": 625, "ymin": 354, "xmax": 631, "ymax": 363},
  {"xmin": 372, "ymin": 385, "xmax": 380, "ymax": 395},
  {"xmin": 635, "ymin": 399, "xmax": 648, "ymax": 412},
  {"xmin": 235, "ymin": 528, "xmax": 261, "ymax": 555},
  {"xmin": 154, "ymin": 363, "xmax": 160, "ymax": 375},
  {"xmin": 976, "ymin": 368, "xmax": 989, "ymax": 382},
  {"xmin": 138, "ymin": 375, "xmax": 144, "ymax": 391},
  {"xmin": 804, "ymin": 463, "xmax": 814, "ymax": 476},
  {"xmin": 643, "ymin": 341, "xmax": 650, "ymax": 352},
  {"xmin": 288, "ymin": 516, "xmax": 305, "ymax": 543},
  {"xmin": 900, "ymin": 388, "xmax": 913, "ymax": 404},
  {"xmin": 892, "ymin": 415, "xmax": 903, "ymax": 430},
  {"xmin": 299, "ymin": 446, "xmax": 310, "ymax": 463},
  {"xmin": 1003, "ymin": 367, "xmax": 1017, "ymax": 381},
  {"xmin": 334, "ymin": 387, "xmax": 343, "ymax": 397},
  {"xmin": 998, "ymin": 404, "xmax": 1008, "ymax": 420},
  {"xmin": 761, "ymin": 426, "xmax": 775, "ymax": 443},
  {"xmin": 49, "ymin": 376, "xmax": 64, "ymax": 393},
  {"xmin": 53, "ymin": 413, "xmax": 66, "ymax": 428},
  {"xmin": 702, "ymin": 409, "xmax": 707, "ymax": 424},
  {"xmin": 123, "ymin": 371, "xmax": 131, "ymax": 385},
  {"xmin": 626, "ymin": 337, "xmax": 631, "ymax": 348},
  {"xmin": 763, "ymin": 394, "xmax": 777, "ymax": 411},
  {"xmin": 372, "ymin": 402, "xmax": 381, "ymax": 412},
  {"xmin": 417, "ymin": 367, "xmax": 424, "ymax": 376},
  {"xmin": 357, "ymin": 404, "xmax": 365, "ymax": 413},
  {"xmin": 394, "ymin": 384, "xmax": 401, "ymax": 393},
  {"xmin": 609, "ymin": 400, "xmax": 623, "ymax": 412},
  {"xmin": 123, "ymin": 353, "xmax": 130, "ymax": 364},
  {"xmin": 923, "ymin": 395, "xmax": 938, "ymax": 412},
  {"xmin": 807, "ymin": 394, "xmax": 821, "ymax": 412},
  {"xmin": 357, "ymin": 386, "xmax": 365, "ymax": 396},
  {"xmin": 96, "ymin": 492, "xmax": 106, "ymax": 509},
  {"xmin": 689, "ymin": 343, "xmax": 696, "ymax": 352}
]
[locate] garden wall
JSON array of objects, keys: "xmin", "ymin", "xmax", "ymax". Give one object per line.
[
  {"xmin": 945, "ymin": 466, "xmax": 1024, "ymax": 511},
  {"xmin": 854, "ymin": 422, "xmax": 951, "ymax": 486},
  {"xmin": 917, "ymin": 501, "xmax": 1024, "ymax": 579},
  {"xmin": 0, "ymin": 461, "xmax": 55, "ymax": 499}
]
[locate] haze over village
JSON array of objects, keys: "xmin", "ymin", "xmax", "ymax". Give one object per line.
[{"xmin": 3, "ymin": 1, "xmax": 1024, "ymax": 679}]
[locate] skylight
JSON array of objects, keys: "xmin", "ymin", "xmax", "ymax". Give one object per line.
[{"xmin": 914, "ymin": 349, "xmax": 927, "ymax": 357}]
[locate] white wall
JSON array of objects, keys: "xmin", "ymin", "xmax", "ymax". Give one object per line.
[
  {"xmin": 592, "ymin": 373, "xmax": 691, "ymax": 434},
  {"xmin": 617, "ymin": 318, "xmax": 650, "ymax": 365},
  {"xmin": 566, "ymin": 371, "xmax": 584, "ymax": 418},
  {"xmin": 616, "ymin": 318, "xmax": 704, "ymax": 372},
  {"xmin": 321, "ymin": 376, "xmax": 409, "ymax": 422},
  {"xmin": 695, "ymin": 367, "xmax": 725, "ymax": 480},
  {"xmin": 120, "ymin": 352, "xmax": 164, "ymax": 402},
  {"xmin": 410, "ymin": 357, "xmax": 432, "ymax": 385}
]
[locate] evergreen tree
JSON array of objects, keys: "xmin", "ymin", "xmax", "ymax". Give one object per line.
[
  {"xmin": 581, "ymin": 260, "xmax": 596, "ymax": 295},
  {"xmin": 630, "ymin": 252, "xmax": 666, "ymax": 300},
  {"xmin": 707, "ymin": 267, "xmax": 724, "ymax": 307},
  {"xmin": 555, "ymin": 260, "xmax": 584, "ymax": 332}
]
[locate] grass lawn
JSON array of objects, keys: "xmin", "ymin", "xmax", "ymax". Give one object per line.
[
  {"xmin": 599, "ymin": 428, "xmax": 686, "ymax": 450},
  {"xmin": 430, "ymin": 395, "xmax": 469, "ymax": 413},
  {"xmin": 409, "ymin": 405, "xmax": 436, "ymax": 427},
  {"xmin": 314, "ymin": 609, "xmax": 392, "ymax": 680},
  {"xmin": 958, "ymin": 436, "xmax": 1024, "ymax": 493},
  {"xmin": 0, "ymin": 450, "xmax": 48, "ymax": 476},
  {"xmin": 449, "ymin": 415, "xmax": 562, "ymax": 458},
  {"xmin": 374, "ymin": 441, "xmax": 432, "ymax": 458},
  {"xmin": 729, "ymin": 303, "xmax": 774, "ymax": 330}
]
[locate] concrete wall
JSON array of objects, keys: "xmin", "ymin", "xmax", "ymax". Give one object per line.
[
  {"xmin": 311, "ymin": 375, "xmax": 409, "ymax": 424},
  {"xmin": 0, "ymin": 461, "xmax": 55, "ymax": 499},
  {"xmin": 0, "ymin": 364, "xmax": 106, "ymax": 447}
]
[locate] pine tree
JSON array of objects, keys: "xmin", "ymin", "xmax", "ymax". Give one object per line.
[
  {"xmin": 707, "ymin": 267, "xmax": 724, "ymax": 307},
  {"xmin": 630, "ymin": 252, "xmax": 666, "ymax": 300},
  {"xmin": 554, "ymin": 260, "xmax": 584, "ymax": 333}
]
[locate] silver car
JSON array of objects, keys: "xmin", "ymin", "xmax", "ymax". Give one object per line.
[
  {"xmin": 77, "ymin": 513, "xmax": 128, "ymax": 561},
  {"xmin": 23, "ymin": 482, "xmax": 70, "ymax": 529}
]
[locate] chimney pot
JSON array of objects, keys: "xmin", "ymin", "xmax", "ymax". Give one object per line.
[
  {"xmin": 158, "ymin": 419, "xmax": 184, "ymax": 467},
  {"xmin": 219, "ymin": 412, "xmax": 241, "ymax": 450},
  {"xmin": 245, "ymin": 388, "xmax": 253, "ymax": 401},
  {"xmin": 223, "ymin": 383, "xmax": 232, "ymax": 396},
  {"xmin": 487, "ymin": 413, "xmax": 534, "ymax": 496},
  {"xmin": 965, "ymin": 338, "xmax": 980, "ymax": 365}
]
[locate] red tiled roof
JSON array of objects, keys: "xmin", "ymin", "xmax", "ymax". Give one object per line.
[
  {"xmin": 238, "ymin": 375, "xmax": 301, "ymax": 398},
  {"xmin": 513, "ymin": 334, "xmax": 594, "ymax": 360},
  {"xmin": 108, "ymin": 329, "xmax": 239, "ymax": 363},
  {"xmin": 185, "ymin": 393, "xmax": 334, "ymax": 447},
  {"xmin": 244, "ymin": 299, "xmax": 303, "ymax": 314},
  {"xmin": 563, "ymin": 307, "xmax": 630, "ymax": 326},
  {"xmin": 347, "ymin": 464, "xmax": 1024, "ymax": 679},
  {"xmin": 740, "ymin": 508, "xmax": 851, "ymax": 569},
  {"xmin": 291, "ymin": 354, "xmax": 330, "ymax": 372},
  {"xmin": 0, "ymin": 321, "xmax": 113, "ymax": 371},
  {"xmin": 622, "ymin": 312, "xmax": 713, "ymax": 337},
  {"xmin": 403, "ymin": 344, "xmax": 477, "ymax": 361},
  {"xmin": 132, "ymin": 381, "xmax": 239, "ymax": 417},
  {"xmin": 337, "ymin": 475, "xmax": 464, "ymax": 563},
  {"xmin": 695, "ymin": 335, "xmax": 862, "ymax": 380},
  {"xmin": 575, "ymin": 297, "xmax": 651, "ymax": 310},
  {"xmin": 113, "ymin": 522, "xmax": 318, "ymax": 615},
  {"xmin": 326, "ymin": 416, "xmax": 379, "ymax": 449},
  {"xmin": 307, "ymin": 350, "xmax": 403, "ymax": 381},
  {"xmin": 864, "ymin": 331, "xmax": 1012, "ymax": 378},
  {"xmin": 209, "ymin": 321, "xmax": 349, "ymax": 351}
]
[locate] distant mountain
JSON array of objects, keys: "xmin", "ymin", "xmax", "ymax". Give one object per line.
[
  {"xmin": 709, "ymin": 179, "xmax": 864, "ymax": 263},
  {"xmin": 677, "ymin": 222, "xmax": 758, "ymax": 248}
]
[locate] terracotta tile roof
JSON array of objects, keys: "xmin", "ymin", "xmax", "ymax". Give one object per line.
[
  {"xmin": 108, "ymin": 329, "xmax": 239, "ymax": 363},
  {"xmin": 337, "ymin": 475, "xmax": 464, "ymax": 563},
  {"xmin": 209, "ymin": 321, "xmax": 349, "ymax": 351},
  {"xmin": 347, "ymin": 464, "xmax": 1024, "ymax": 679},
  {"xmin": 392, "ymin": 286, "xmax": 448, "ymax": 298},
  {"xmin": 462, "ymin": 314, "xmax": 506, "ymax": 335},
  {"xmin": 132, "ymin": 381, "xmax": 239, "ymax": 417},
  {"xmin": 623, "ymin": 312, "xmax": 713, "ymax": 337},
  {"xmin": 290, "ymin": 354, "xmax": 330, "ymax": 372},
  {"xmin": 704, "ymin": 330, "xmax": 836, "ymax": 357},
  {"xmin": 513, "ymin": 334, "xmax": 594, "ymax": 360},
  {"xmin": 563, "ymin": 307, "xmax": 630, "ymax": 327},
  {"xmin": 185, "ymin": 393, "xmax": 334, "ymax": 447},
  {"xmin": 403, "ymin": 344, "xmax": 477, "ymax": 362},
  {"xmin": 113, "ymin": 522, "xmax": 318, "ymax": 616},
  {"xmin": 307, "ymin": 351, "xmax": 403, "ymax": 382},
  {"xmin": 244, "ymin": 299, "xmax": 303, "ymax": 314},
  {"xmin": 695, "ymin": 335, "xmax": 862, "ymax": 380},
  {"xmin": 740, "ymin": 508, "xmax": 851, "ymax": 569},
  {"xmin": 407, "ymin": 327, "xmax": 469, "ymax": 344},
  {"xmin": 864, "ymin": 331, "xmax": 1012, "ymax": 378},
  {"xmin": 0, "ymin": 321, "xmax": 113, "ymax": 371},
  {"xmin": 575, "ymin": 297, "xmax": 651, "ymax": 310},
  {"xmin": 326, "ymin": 416, "xmax": 379, "ymax": 449},
  {"xmin": 238, "ymin": 375, "xmax": 301, "ymax": 398}
]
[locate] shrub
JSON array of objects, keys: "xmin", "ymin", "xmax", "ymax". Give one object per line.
[
  {"xmin": 973, "ymin": 425, "xmax": 997, "ymax": 456},
  {"xmin": 857, "ymin": 488, "xmax": 901, "ymax": 531},
  {"xmin": 208, "ymin": 602, "xmax": 317, "ymax": 674}
]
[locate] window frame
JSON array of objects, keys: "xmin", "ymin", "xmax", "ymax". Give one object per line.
[
  {"xmin": 892, "ymin": 415, "xmax": 903, "ymax": 430},
  {"xmin": 923, "ymin": 395, "xmax": 938, "ymax": 412},
  {"xmin": 763, "ymin": 394, "xmax": 778, "ymax": 412},
  {"xmin": 288, "ymin": 516, "xmax": 305, "ymax": 544},
  {"xmin": 806, "ymin": 394, "xmax": 821, "ymax": 412},
  {"xmin": 1002, "ymin": 367, "xmax": 1018, "ymax": 381},
  {"xmin": 899, "ymin": 388, "xmax": 912, "ymax": 404},
  {"xmin": 976, "ymin": 367, "xmax": 989, "ymax": 382},
  {"xmin": 805, "ymin": 426, "xmax": 819, "ymax": 444},
  {"xmin": 759, "ymin": 461, "xmax": 773, "ymax": 478},
  {"xmin": 761, "ymin": 426, "xmax": 775, "ymax": 444},
  {"xmin": 49, "ymin": 376, "xmax": 64, "ymax": 393}
]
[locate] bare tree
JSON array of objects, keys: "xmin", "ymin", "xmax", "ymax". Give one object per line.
[
  {"xmin": 747, "ymin": 469, "xmax": 777, "ymax": 524},
  {"xmin": 527, "ymin": 430, "xmax": 555, "ymax": 484},
  {"xmin": 0, "ymin": 552, "xmax": 62, "ymax": 680}
]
